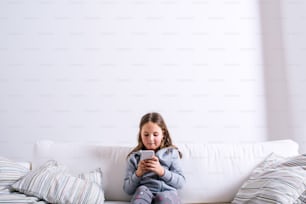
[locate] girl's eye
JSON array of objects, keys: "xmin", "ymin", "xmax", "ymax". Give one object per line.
[{"xmin": 154, "ymin": 133, "xmax": 159, "ymax": 136}]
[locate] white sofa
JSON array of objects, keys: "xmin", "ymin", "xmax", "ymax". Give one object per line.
[{"xmin": 32, "ymin": 139, "xmax": 299, "ymax": 204}]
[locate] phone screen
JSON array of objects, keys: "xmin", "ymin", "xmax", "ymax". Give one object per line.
[{"xmin": 140, "ymin": 150, "xmax": 155, "ymax": 161}]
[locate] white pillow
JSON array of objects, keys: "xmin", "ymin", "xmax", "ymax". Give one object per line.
[
  {"xmin": 12, "ymin": 160, "xmax": 104, "ymax": 204},
  {"xmin": 276, "ymin": 154, "xmax": 306, "ymax": 203},
  {"xmin": 0, "ymin": 157, "xmax": 29, "ymax": 191},
  {"xmin": 277, "ymin": 154, "xmax": 306, "ymax": 169},
  {"xmin": 232, "ymin": 153, "xmax": 306, "ymax": 204},
  {"xmin": 78, "ymin": 168, "xmax": 103, "ymax": 188}
]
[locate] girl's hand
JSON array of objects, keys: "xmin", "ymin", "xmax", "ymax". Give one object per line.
[
  {"xmin": 135, "ymin": 159, "xmax": 149, "ymax": 177},
  {"xmin": 142, "ymin": 156, "xmax": 165, "ymax": 177}
]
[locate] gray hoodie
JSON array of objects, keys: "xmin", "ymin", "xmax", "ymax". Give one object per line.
[{"xmin": 123, "ymin": 147, "xmax": 185, "ymax": 195}]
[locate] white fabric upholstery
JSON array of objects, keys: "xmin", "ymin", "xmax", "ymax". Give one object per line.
[{"xmin": 33, "ymin": 140, "xmax": 299, "ymax": 204}]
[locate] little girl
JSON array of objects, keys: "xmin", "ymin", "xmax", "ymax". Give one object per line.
[{"xmin": 123, "ymin": 112, "xmax": 185, "ymax": 204}]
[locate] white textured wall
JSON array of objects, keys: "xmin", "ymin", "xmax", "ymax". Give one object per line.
[
  {"xmin": 281, "ymin": 0, "xmax": 306, "ymax": 153},
  {"xmin": 0, "ymin": 0, "xmax": 266, "ymax": 161},
  {"xmin": 257, "ymin": 0, "xmax": 306, "ymax": 154}
]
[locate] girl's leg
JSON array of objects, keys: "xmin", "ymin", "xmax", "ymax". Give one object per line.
[
  {"xmin": 153, "ymin": 191, "xmax": 181, "ymax": 204},
  {"xmin": 130, "ymin": 185, "xmax": 153, "ymax": 204}
]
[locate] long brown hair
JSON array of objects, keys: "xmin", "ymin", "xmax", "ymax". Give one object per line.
[{"xmin": 127, "ymin": 112, "xmax": 182, "ymax": 158}]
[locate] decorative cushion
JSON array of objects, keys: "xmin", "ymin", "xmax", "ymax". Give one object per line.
[
  {"xmin": 0, "ymin": 192, "xmax": 41, "ymax": 203},
  {"xmin": 232, "ymin": 153, "xmax": 306, "ymax": 204},
  {"xmin": 0, "ymin": 157, "xmax": 29, "ymax": 191},
  {"xmin": 276, "ymin": 154, "xmax": 306, "ymax": 203},
  {"xmin": 298, "ymin": 191, "xmax": 306, "ymax": 203},
  {"xmin": 78, "ymin": 168, "xmax": 103, "ymax": 188},
  {"xmin": 12, "ymin": 160, "xmax": 104, "ymax": 204},
  {"xmin": 277, "ymin": 154, "xmax": 306, "ymax": 169}
]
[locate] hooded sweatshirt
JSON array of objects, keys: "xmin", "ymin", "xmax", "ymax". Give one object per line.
[{"xmin": 123, "ymin": 147, "xmax": 185, "ymax": 195}]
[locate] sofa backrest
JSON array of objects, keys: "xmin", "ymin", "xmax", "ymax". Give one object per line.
[
  {"xmin": 32, "ymin": 140, "xmax": 299, "ymax": 203},
  {"xmin": 177, "ymin": 140, "xmax": 299, "ymax": 203}
]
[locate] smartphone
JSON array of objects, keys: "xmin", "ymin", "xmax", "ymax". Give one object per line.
[{"xmin": 140, "ymin": 150, "xmax": 155, "ymax": 161}]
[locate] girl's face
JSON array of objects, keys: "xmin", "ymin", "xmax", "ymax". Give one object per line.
[{"xmin": 141, "ymin": 122, "xmax": 163, "ymax": 151}]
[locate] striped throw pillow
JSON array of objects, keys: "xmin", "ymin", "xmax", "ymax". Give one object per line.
[
  {"xmin": 232, "ymin": 154, "xmax": 306, "ymax": 204},
  {"xmin": 0, "ymin": 157, "xmax": 29, "ymax": 191},
  {"xmin": 277, "ymin": 154, "xmax": 306, "ymax": 169},
  {"xmin": 277, "ymin": 154, "xmax": 306, "ymax": 203},
  {"xmin": 78, "ymin": 168, "xmax": 103, "ymax": 188},
  {"xmin": 298, "ymin": 191, "xmax": 306, "ymax": 203},
  {"xmin": 0, "ymin": 192, "xmax": 41, "ymax": 203},
  {"xmin": 12, "ymin": 160, "xmax": 104, "ymax": 204}
]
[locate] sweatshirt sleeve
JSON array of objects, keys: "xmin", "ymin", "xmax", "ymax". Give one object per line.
[
  {"xmin": 123, "ymin": 154, "xmax": 141, "ymax": 195},
  {"xmin": 160, "ymin": 149, "xmax": 185, "ymax": 190}
]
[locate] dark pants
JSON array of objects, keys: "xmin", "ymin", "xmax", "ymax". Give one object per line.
[{"xmin": 131, "ymin": 185, "xmax": 181, "ymax": 204}]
